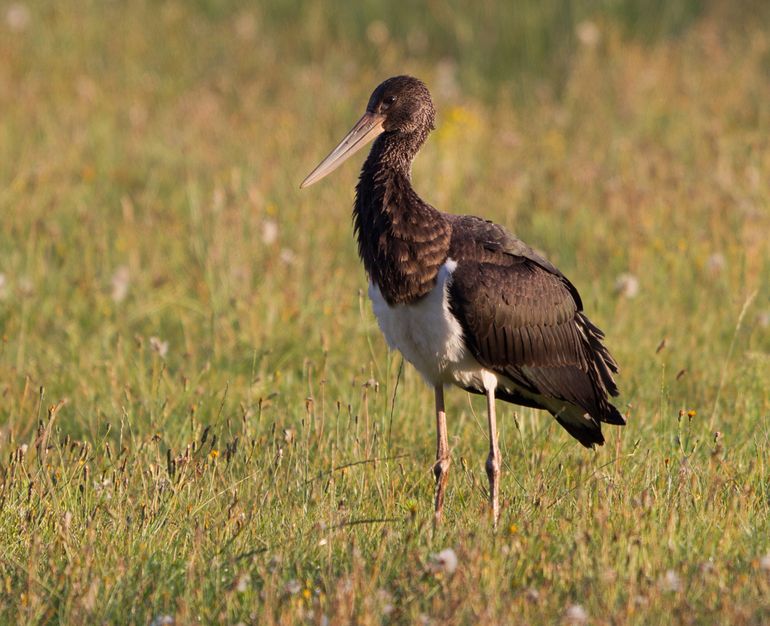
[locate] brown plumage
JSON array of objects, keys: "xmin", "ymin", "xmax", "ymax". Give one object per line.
[
  {"xmin": 445, "ymin": 215, "xmax": 624, "ymax": 448},
  {"xmin": 302, "ymin": 75, "xmax": 624, "ymax": 524}
]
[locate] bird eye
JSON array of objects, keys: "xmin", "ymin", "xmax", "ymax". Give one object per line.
[{"xmin": 382, "ymin": 95, "xmax": 397, "ymax": 109}]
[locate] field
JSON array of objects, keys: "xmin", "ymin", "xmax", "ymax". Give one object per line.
[{"xmin": 1, "ymin": 1, "xmax": 769, "ymax": 624}]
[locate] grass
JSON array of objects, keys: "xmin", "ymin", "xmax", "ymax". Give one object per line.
[{"xmin": 1, "ymin": 0, "xmax": 769, "ymax": 624}]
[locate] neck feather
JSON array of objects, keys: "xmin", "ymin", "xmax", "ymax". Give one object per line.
[{"xmin": 353, "ymin": 132, "xmax": 450, "ymax": 305}]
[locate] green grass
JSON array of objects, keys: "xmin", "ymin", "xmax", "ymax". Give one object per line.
[{"xmin": 1, "ymin": 1, "xmax": 769, "ymax": 624}]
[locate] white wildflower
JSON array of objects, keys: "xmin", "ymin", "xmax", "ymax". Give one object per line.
[
  {"xmin": 262, "ymin": 219, "xmax": 278, "ymax": 245},
  {"xmin": 111, "ymin": 266, "xmax": 130, "ymax": 302},
  {"xmin": 525, "ymin": 587, "xmax": 540, "ymax": 603},
  {"xmin": 149, "ymin": 616, "xmax": 174, "ymax": 626},
  {"xmin": 149, "ymin": 336, "xmax": 169, "ymax": 358},
  {"xmin": 279, "ymin": 248, "xmax": 296, "ymax": 265},
  {"xmin": 576, "ymin": 20, "xmax": 600, "ymax": 47},
  {"xmin": 284, "ymin": 579, "xmax": 301, "ymax": 595},
  {"xmin": 760, "ymin": 553, "xmax": 770, "ymax": 572},
  {"xmin": 0, "ymin": 273, "xmax": 7, "ymax": 299},
  {"xmin": 93, "ymin": 478, "xmax": 111, "ymax": 495},
  {"xmin": 563, "ymin": 604, "xmax": 588, "ymax": 624},
  {"xmin": 267, "ymin": 555, "xmax": 281, "ymax": 572},
  {"xmin": 614, "ymin": 273, "xmax": 639, "ymax": 299},
  {"xmin": 660, "ymin": 569, "xmax": 681, "ymax": 592},
  {"xmin": 5, "ymin": 3, "xmax": 30, "ymax": 32},
  {"xmin": 377, "ymin": 589, "xmax": 394, "ymax": 615},
  {"xmin": 428, "ymin": 547, "xmax": 458, "ymax": 575}
]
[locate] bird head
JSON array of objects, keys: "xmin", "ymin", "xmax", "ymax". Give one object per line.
[
  {"xmin": 367, "ymin": 75, "xmax": 435, "ymax": 135},
  {"xmin": 300, "ymin": 75, "xmax": 435, "ymax": 188}
]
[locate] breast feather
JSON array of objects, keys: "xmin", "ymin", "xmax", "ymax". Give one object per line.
[{"xmin": 369, "ymin": 259, "xmax": 470, "ymax": 384}]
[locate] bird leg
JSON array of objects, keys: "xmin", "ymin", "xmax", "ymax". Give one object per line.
[
  {"xmin": 433, "ymin": 385, "xmax": 451, "ymax": 525},
  {"xmin": 485, "ymin": 386, "xmax": 501, "ymax": 527}
]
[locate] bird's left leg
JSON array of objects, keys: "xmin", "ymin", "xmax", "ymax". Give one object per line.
[
  {"xmin": 485, "ymin": 386, "xmax": 501, "ymax": 527},
  {"xmin": 433, "ymin": 385, "xmax": 451, "ymax": 525}
]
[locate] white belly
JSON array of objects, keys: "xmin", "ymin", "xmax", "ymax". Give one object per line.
[{"xmin": 369, "ymin": 259, "xmax": 496, "ymax": 391}]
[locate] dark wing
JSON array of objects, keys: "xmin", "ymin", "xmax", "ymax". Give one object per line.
[{"xmin": 446, "ymin": 216, "xmax": 624, "ymax": 447}]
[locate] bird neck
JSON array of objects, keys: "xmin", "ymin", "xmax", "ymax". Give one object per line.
[{"xmin": 354, "ymin": 132, "xmax": 451, "ymax": 306}]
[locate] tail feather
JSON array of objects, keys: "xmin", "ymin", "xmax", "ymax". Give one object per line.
[
  {"xmin": 490, "ymin": 311, "xmax": 625, "ymax": 445},
  {"xmin": 555, "ymin": 415, "xmax": 605, "ymax": 449},
  {"xmin": 578, "ymin": 312, "xmax": 620, "ymax": 397},
  {"xmin": 464, "ymin": 311, "xmax": 625, "ymax": 448}
]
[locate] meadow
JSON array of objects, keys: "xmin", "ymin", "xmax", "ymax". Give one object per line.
[{"xmin": 0, "ymin": 1, "xmax": 769, "ymax": 623}]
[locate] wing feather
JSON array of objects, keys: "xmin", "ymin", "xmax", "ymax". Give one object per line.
[{"xmin": 446, "ymin": 215, "xmax": 624, "ymax": 445}]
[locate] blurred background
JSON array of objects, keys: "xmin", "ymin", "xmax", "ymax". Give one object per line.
[
  {"xmin": 1, "ymin": 0, "xmax": 767, "ymax": 414},
  {"xmin": 0, "ymin": 1, "xmax": 769, "ymax": 622}
]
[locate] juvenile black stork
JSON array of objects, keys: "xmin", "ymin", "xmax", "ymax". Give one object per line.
[{"xmin": 301, "ymin": 76, "xmax": 624, "ymax": 525}]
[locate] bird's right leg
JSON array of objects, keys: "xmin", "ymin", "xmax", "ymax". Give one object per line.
[
  {"xmin": 433, "ymin": 384, "xmax": 450, "ymax": 525},
  {"xmin": 485, "ymin": 386, "xmax": 501, "ymax": 527}
]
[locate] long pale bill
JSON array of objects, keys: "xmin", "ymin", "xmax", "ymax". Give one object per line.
[{"xmin": 300, "ymin": 111, "xmax": 385, "ymax": 188}]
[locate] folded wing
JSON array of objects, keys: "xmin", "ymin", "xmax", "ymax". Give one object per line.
[{"xmin": 447, "ymin": 216, "xmax": 624, "ymax": 447}]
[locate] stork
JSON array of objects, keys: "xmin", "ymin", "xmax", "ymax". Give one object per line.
[{"xmin": 301, "ymin": 76, "xmax": 624, "ymax": 526}]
